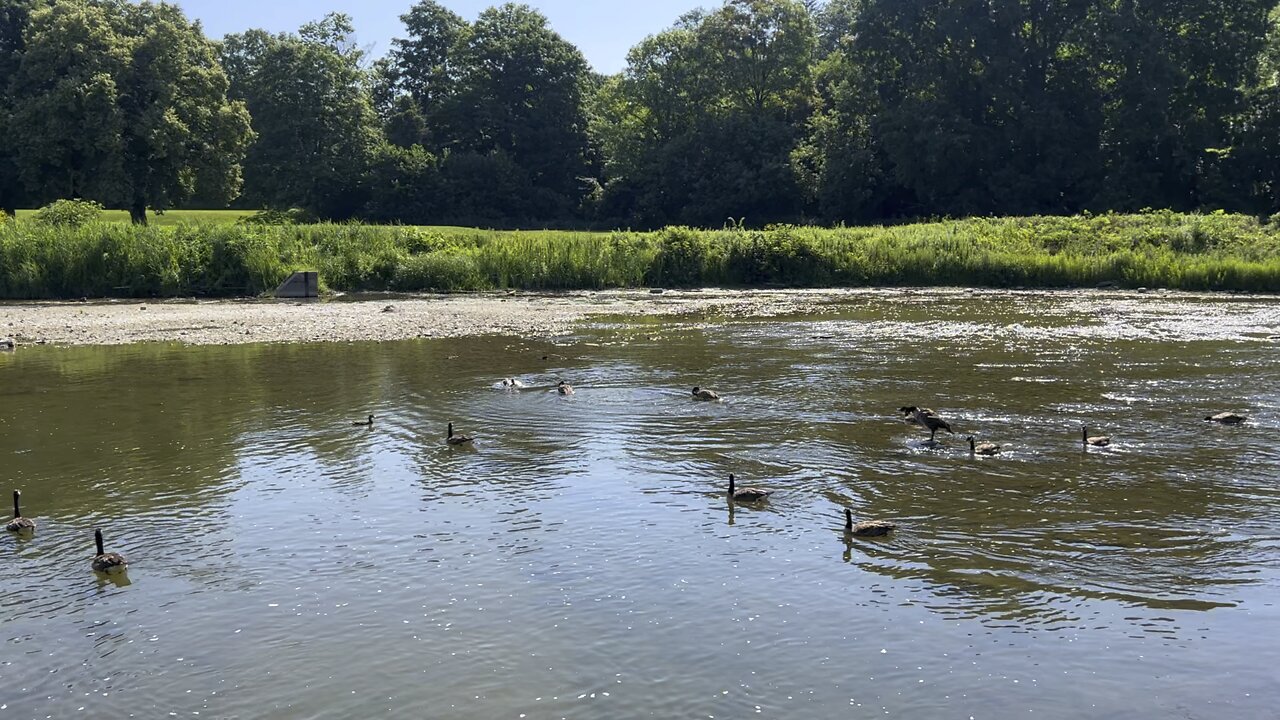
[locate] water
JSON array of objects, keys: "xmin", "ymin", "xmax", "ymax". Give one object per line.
[{"xmin": 3, "ymin": 290, "xmax": 1279, "ymax": 719}]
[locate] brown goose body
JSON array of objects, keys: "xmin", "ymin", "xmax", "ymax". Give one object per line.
[
  {"xmin": 902, "ymin": 406, "xmax": 953, "ymax": 440},
  {"xmin": 6, "ymin": 490, "xmax": 35, "ymax": 533},
  {"xmin": 91, "ymin": 529, "xmax": 127, "ymax": 573},
  {"xmin": 446, "ymin": 422, "xmax": 474, "ymax": 446},
  {"xmin": 967, "ymin": 437, "xmax": 1001, "ymax": 456},
  {"xmin": 844, "ymin": 510, "xmax": 896, "ymax": 537},
  {"xmin": 899, "ymin": 406, "xmax": 938, "ymax": 425},
  {"xmin": 1082, "ymin": 426, "xmax": 1111, "ymax": 447},
  {"xmin": 692, "ymin": 387, "xmax": 721, "ymax": 401},
  {"xmin": 728, "ymin": 473, "xmax": 772, "ymax": 502},
  {"xmin": 1205, "ymin": 412, "xmax": 1247, "ymax": 425}
]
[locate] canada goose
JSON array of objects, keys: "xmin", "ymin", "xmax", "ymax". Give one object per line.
[
  {"xmin": 692, "ymin": 387, "xmax": 721, "ymax": 401},
  {"xmin": 557, "ymin": 381, "xmax": 575, "ymax": 395},
  {"xmin": 843, "ymin": 509, "xmax": 896, "ymax": 537},
  {"xmin": 446, "ymin": 422, "xmax": 474, "ymax": 446},
  {"xmin": 5, "ymin": 490, "xmax": 35, "ymax": 533},
  {"xmin": 1205, "ymin": 412, "xmax": 1247, "ymax": 425},
  {"xmin": 91, "ymin": 529, "xmax": 128, "ymax": 573},
  {"xmin": 501, "ymin": 378, "xmax": 526, "ymax": 389},
  {"xmin": 1082, "ymin": 426, "xmax": 1110, "ymax": 447},
  {"xmin": 967, "ymin": 437, "xmax": 1001, "ymax": 456},
  {"xmin": 352, "ymin": 414, "xmax": 374, "ymax": 427},
  {"xmin": 728, "ymin": 473, "xmax": 772, "ymax": 502},
  {"xmin": 899, "ymin": 406, "xmax": 938, "ymax": 425},
  {"xmin": 903, "ymin": 406, "xmax": 953, "ymax": 440}
]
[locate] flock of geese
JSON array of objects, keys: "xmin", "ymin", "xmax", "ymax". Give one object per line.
[{"xmin": 4, "ymin": 387, "xmax": 1250, "ymax": 573}]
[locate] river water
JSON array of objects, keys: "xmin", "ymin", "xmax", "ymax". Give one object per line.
[{"xmin": 2, "ymin": 290, "xmax": 1279, "ymax": 719}]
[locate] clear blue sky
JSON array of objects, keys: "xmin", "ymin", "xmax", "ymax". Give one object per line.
[{"xmin": 173, "ymin": 0, "xmax": 704, "ymax": 74}]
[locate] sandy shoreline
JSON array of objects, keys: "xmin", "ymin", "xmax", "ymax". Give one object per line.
[
  {"xmin": 2, "ymin": 287, "xmax": 1275, "ymax": 348},
  {"xmin": 0, "ymin": 289, "xmax": 856, "ymax": 347}
]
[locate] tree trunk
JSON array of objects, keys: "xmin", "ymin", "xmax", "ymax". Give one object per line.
[{"xmin": 129, "ymin": 200, "xmax": 147, "ymax": 226}]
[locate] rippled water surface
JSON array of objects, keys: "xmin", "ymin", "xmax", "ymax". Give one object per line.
[{"xmin": 3, "ymin": 291, "xmax": 1280, "ymax": 719}]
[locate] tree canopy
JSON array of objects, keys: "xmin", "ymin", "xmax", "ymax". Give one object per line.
[
  {"xmin": 7, "ymin": 0, "xmax": 251, "ymax": 223},
  {"xmin": 2, "ymin": 0, "xmax": 1278, "ymax": 225}
]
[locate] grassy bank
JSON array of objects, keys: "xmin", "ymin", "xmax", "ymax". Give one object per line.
[{"xmin": 1, "ymin": 212, "xmax": 1278, "ymax": 299}]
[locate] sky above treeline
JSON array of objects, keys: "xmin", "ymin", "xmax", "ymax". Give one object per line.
[{"xmin": 173, "ymin": 0, "xmax": 700, "ymax": 74}]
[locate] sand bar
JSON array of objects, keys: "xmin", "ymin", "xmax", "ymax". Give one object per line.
[{"xmin": 0, "ymin": 289, "xmax": 851, "ymax": 347}]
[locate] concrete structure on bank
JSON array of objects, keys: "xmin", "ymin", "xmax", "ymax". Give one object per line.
[{"xmin": 275, "ymin": 271, "xmax": 318, "ymax": 298}]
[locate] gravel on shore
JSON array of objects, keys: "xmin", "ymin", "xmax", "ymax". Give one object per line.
[{"xmin": 0, "ymin": 289, "xmax": 848, "ymax": 347}]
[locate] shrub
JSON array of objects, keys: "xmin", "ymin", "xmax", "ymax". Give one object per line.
[
  {"xmin": 651, "ymin": 226, "xmax": 710, "ymax": 286},
  {"xmin": 35, "ymin": 199, "xmax": 104, "ymax": 228}
]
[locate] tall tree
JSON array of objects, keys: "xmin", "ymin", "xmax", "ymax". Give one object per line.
[
  {"xmin": 221, "ymin": 14, "xmax": 380, "ymax": 218},
  {"xmin": 451, "ymin": 3, "xmax": 593, "ymax": 213},
  {"xmin": 599, "ymin": 0, "xmax": 817, "ymax": 226},
  {"xmin": 8, "ymin": 0, "xmax": 127, "ymax": 208},
  {"xmin": 9, "ymin": 0, "xmax": 251, "ymax": 223},
  {"xmin": 813, "ymin": 0, "xmax": 1106, "ymax": 220},
  {"xmin": 0, "ymin": 0, "xmax": 47, "ymax": 216},
  {"xmin": 384, "ymin": 0, "xmax": 469, "ymax": 149},
  {"xmin": 1096, "ymin": 0, "xmax": 1275, "ymax": 210},
  {"xmin": 1225, "ymin": 4, "xmax": 1280, "ymax": 214}
]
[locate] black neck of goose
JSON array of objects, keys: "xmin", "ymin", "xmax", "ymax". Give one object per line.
[
  {"xmin": 367, "ymin": 415, "xmax": 373, "ymax": 425},
  {"xmin": 448, "ymin": 423, "xmax": 453, "ymax": 438},
  {"xmin": 95, "ymin": 530, "xmax": 105, "ymax": 556},
  {"xmin": 12, "ymin": 490, "xmax": 19, "ymax": 517},
  {"xmin": 844, "ymin": 509, "xmax": 853, "ymax": 532},
  {"xmin": 968, "ymin": 437, "xmax": 975, "ymax": 452},
  {"xmin": 729, "ymin": 474, "xmax": 735, "ymax": 494},
  {"xmin": 1081, "ymin": 426, "xmax": 1088, "ymax": 444}
]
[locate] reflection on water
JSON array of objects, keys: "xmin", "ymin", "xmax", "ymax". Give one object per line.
[{"xmin": 2, "ymin": 291, "xmax": 1280, "ymax": 719}]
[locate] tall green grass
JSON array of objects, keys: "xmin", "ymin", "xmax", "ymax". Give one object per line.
[{"xmin": 2, "ymin": 211, "xmax": 1278, "ymax": 299}]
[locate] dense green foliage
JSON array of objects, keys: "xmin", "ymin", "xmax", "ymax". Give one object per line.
[
  {"xmin": 33, "ymin": 198, "xmax": 103, "ymax": 226},
  {"xmin": 219, "ymin": 14, "xmax": 379, "ymax": 219},
  {"xmin": 5, "ymin": 0, "xmax": 252, "ymax": 224},
  {"xmin": 1, "ymin": 0, "xmax": 1278, "ymax": 226},
  {"xmin": 2, "ymin": 213, "xmax": 1278, "ymax": 298}
]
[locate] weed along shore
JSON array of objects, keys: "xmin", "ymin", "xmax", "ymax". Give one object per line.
[
  {"xmin": 2, "ymin": 212, "xmax": 1280, "ymax": 300},
  {"xmin": 0, "ymin": 289, "xmax": 849, "ymax": 346}
]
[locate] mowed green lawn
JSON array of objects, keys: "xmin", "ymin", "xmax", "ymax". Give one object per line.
[
  {"xmin": 11, "ymin": 211, "xmax": 602, "ymax": 237},
  {"xmin": 14, "ymin": 209, "xmax": 254, "ymax": 225}
]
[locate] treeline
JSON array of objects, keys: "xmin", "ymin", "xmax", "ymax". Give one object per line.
[{"xmin": 1, "ymin": 0, "xmax": 1278, "ymax": 227}]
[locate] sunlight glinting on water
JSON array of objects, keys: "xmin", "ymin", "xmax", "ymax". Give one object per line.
[{"xmin": 3, "ymin": 290, "xmax": 1280, "ymax": 719}]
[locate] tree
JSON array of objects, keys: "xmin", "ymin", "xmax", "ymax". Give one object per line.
[
  {"xmin": 0, "ymin": 0, "xmax": 47, "ymax": 216},
  {"xmin": 598, "ymin": 0, "xmax": 817, "ymax": 226},
  {"xmin": 1095, "ymin": 0, "xmax": 1275, "ymax": 211},
  {"xmin": 385, "ymin": 0, "xmax": 469, "ymax": 149},
  {"xmin": 1223, "ymin": 4, "xmax": 1280, "ymax": 214},
  {"xmin": 364, "ymin": 142, "xmax": 442, "ymax": 224},
  {"xmin": 221, "ymin": 14, "xmax": 380, "ymax": 218},
  {"xmin": 825, "ymin": 0, "xmax": 1109, "ymax": 219},
  {"xmin": 450, "ymin": 3, "xmax": 594, "ymax": 214},
  {"xmin": 9, "ymin": 0, "xmax": 251, "ymax": 223}
]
